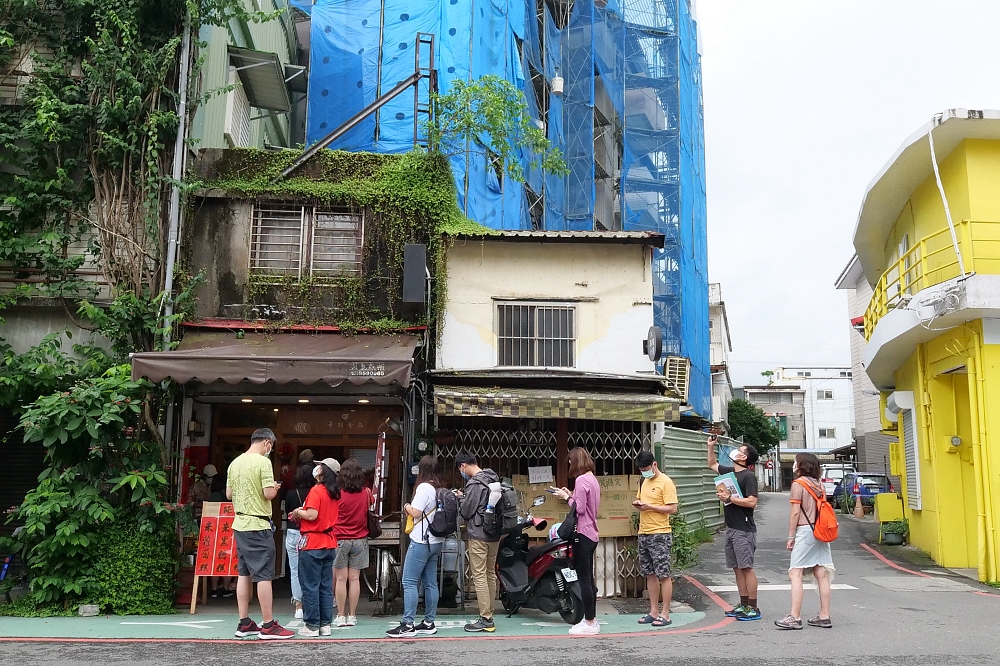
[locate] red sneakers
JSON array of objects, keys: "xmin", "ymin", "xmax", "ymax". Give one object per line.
[
  {"xmin": 235, "ymin": 619, "xmax": 261, "ymax": 638},
  {"xmin": 258, "ymin": 621, "xmax": 295, "ymax": 640}
]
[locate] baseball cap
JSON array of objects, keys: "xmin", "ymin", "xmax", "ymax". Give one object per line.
[
  {"xmin": 320, "ymin": 458, "xmax": 340, "ymax": 473},
  {"xmin": 298, "ymin": 448, "xmax": 314, "ymax": 463},
  {"xmin": 203, "ymin": 464, "xmax": 218, "ymax": 478}
]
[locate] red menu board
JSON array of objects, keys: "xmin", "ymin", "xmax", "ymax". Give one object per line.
[{"xmin": 195, "ymin": 502, "xmax": 239, "ymax": 577}]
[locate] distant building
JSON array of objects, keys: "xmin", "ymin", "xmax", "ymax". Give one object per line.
[
  {"xmin": 709, "ymin": 283, "xmax": 734, "ymax": 430},
  {"xmin": 771, "ymin": 367, "xmax": 855, "ymax": 452},
  {"xmin": 737, "ymin": 384, "xmax": 806, "ymax": 490},
  {"xmin": 835, "ymin": 256, "xmax": 895, "ymax": 477}
]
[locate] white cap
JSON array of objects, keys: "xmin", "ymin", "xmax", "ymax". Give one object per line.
[
  {"xmin": 319, "ymin": 458, "xmax": 340, "ymax": 474},
  {"xmin": 203, "ymin": 464, "xmax": 218, "ymax": 478}
]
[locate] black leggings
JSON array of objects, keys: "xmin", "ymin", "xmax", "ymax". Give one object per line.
[{"xmin": 574, "ymin": 535, "xmax": 599, "ymax": 621}]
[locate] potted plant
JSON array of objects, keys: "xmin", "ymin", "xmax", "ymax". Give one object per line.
[{"xmin": 881, "ymin": 519, "xmax": 909, "ymax": 545}]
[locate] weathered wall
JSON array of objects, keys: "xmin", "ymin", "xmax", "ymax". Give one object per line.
[
  {"xmin": 438, "ymin": 240, "xmax": 655, "ymax": 374},
  {"xmin": 187, "ymin": 198, "xmax": 252, "ymax": 319},
  {"xmin": 0, "ymin": 305, "xmax": 106, "ymax": 354}
]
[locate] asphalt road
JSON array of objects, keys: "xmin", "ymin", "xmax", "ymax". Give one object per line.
[{"xmin": 3, "ymin": 492, "xmax": 998, "ymax": 665}]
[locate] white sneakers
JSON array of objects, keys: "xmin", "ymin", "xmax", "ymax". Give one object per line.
[
  {"xmin": 320, "ymin": 625, "xmax": 332, "ymax": 636},
  {"xmin": 335, "ymin": 615, "xmax": 348, "ymax": 627},
  {"xmin": 294, "ymin": 608, "xmax": 303, "ymax": 620},
  {"xmin": 297, "ymin": 625, "xmax": 320, "ymax": 637},
  {"xmin": 346, "ymin": 615, "xmax": 358, "ymax": 626},
  {"xmin": 568, "ymin": 620, "xmax": 600, "ymax": 636}
]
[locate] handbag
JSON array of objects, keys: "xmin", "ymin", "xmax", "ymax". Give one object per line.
[
  {"xmin": 557, "ymin": 503, "xmax": 578, "ymax": 541},
  {"xmin": 367, "ymin": 489, "xmax": 383, "ymax": 539},
  {"xmin": 404, "ymin": 514, "xmax": 415, "ymax": 535}
]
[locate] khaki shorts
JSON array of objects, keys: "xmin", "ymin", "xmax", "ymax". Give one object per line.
[{"xmin": 333, "ymin": 537, "xmax": 369, "ymax": 570}]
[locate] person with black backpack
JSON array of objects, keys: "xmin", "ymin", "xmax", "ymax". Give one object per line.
[
  {"xmin": 455, "ymin": 451, "xmax": 502, "ymax": 633},
  {"xmin": 387, "ymin": 456, "xmax": 445, "ymax": 638}
]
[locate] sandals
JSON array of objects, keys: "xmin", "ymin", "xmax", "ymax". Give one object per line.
[
  {"xmin": 651, "ymin": 617, "xmax": 672, "ymax": 627},
  {"xmin": 637, "ymin": 614, "xmax": 656, "ymax": 624}
]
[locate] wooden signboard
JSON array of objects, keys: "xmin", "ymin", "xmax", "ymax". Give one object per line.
[{"xmin": 190, "ymin": 501, "xmax": 239, "ymax": 614}]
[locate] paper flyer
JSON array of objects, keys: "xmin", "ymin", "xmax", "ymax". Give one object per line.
[{"xmin": 713, "ymin": 472, "xmax": 743, "ymax": 505}]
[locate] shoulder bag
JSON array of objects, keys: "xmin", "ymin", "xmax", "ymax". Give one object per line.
[{"xmin": 366, "ymin": 488, "xmax": 383, "ymax": 539}]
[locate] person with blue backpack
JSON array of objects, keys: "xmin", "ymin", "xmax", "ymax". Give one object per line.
[{"xmin": 387, "ymin": 456, "xmax": 446, "ymax": 638}]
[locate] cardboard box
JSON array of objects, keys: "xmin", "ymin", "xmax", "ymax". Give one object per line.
[{"xmin": 596, "ymin": 517, "xmax": 637, "ymax": 537}]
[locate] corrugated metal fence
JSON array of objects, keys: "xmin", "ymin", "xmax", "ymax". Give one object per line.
[{"xmin": 656, "ymin": 427, "xmax": 737, "ymax": 531}]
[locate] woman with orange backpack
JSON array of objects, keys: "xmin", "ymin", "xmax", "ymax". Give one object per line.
[{"xmin": 775, "ymin": 452, "xmax": 836, "ymax": 630}]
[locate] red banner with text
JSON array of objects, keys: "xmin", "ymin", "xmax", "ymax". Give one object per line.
[{"xmin": 195, "ymin": 502, "xmax": 239, "ymax": 577}]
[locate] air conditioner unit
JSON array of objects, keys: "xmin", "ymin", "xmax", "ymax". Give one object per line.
[{"xmin": 664, "ymin": 356, "xmax": 690, "ymax": 403}]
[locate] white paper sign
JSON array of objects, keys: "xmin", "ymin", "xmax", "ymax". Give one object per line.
[{"xmin": 528, "ymin": 466, "xmax": 554, "ymax": 484}]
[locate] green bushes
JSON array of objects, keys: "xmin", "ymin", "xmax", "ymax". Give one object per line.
[
  {"xmin": 94, "ymin": 520, "xmax": 177, "ymax": 615},
  {"xmin": 670, "ymin": 513, "xmax": 715, "ymax": 570}
]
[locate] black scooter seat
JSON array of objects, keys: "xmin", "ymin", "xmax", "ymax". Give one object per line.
[{"xmin": 526, "ymin": 539, "xmax": 568, "ymax": 565}]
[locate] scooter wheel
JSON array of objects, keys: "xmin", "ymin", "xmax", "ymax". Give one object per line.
[{"xmin": 559, "ymin": 591, "xmax": 584, "ymax": 625}]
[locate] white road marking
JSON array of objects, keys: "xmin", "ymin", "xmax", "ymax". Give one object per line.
[
  {"xmin": 708, "ymin": 584, "xmax": 858, "ymax": 592},
  {"xmin": 120, "ymin": 620, "xmax": 226, "ymax": 629}
]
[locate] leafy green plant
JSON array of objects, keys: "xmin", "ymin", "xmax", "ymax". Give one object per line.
[
  {"xmin": 727, "ymin": 398, "xmax": 781, "ymax": 455},
  {"xmin": 881, "ymin": 519, "xmax": 909, "ymax": 535},
  {"xmin": 93, "ymin": 519, "xmax": 176, "ymax": 615},
  {"xmin": 669, "ymin": 513, "xmax": 714, "ymax": 570},
  {"xmin": 427, "ymin": 75, "xmax": 568, "ymax": 182}
]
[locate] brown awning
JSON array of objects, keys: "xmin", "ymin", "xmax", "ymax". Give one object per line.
[
  {"xmin": 131, "ymin": 331, "xmax": 419, "ymax": 388},
  {"xmin": 434, "ymin": 386, "xmax": 681, "ymax": 422}
]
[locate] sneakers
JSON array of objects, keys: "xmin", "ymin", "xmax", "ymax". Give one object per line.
[
  {"xmin": 464, "ymin": 617, "xmax": 496, "ymax": 632},
  {"xmin": 259, "ymin": 621, "xmax": 295, "ymax": 639},
  {"xmin": 568, "ymin": 620, "xmax": 600, "ymax": 636},
  {"xmin": 807, "ymin": 615, "xmax": 833, "ymax": 628},
  {"xmin": 297, "ymin": 625, "xmax": 320, "ymax": 638},
  {"xmin": 320, "ymin": 625, "xmax": 332, "ymax": 636},
  {"xmin": 386, "ymin": 622, "xmax": 416, "ymax": 638},
  {"xmin": 414, "ymin": 621, "xmax": 438, "ymax": 635},
  {"xmin": 294, "ymin": 608, "xmax": 303, "ymax": 620},
  {"xmin": 234, "ymin": 619, "xmax": 261, "ymax": 638},
  {"xmin": 725, "ymin": 605, "xmax": 745, "ymax": 617},
  {"xmin": 735, "ymin": 607, "xmax": 762, "ymax": 621},
  {"xmin": 335, "ymin": 615, "xmax": 348, "ymax": 627},
  {"xmin": 346, "ymin": 615, "xmax": 358, "ymax": 627},
  {"xmin": 774, "ymin": 614, "xmax": 803, "ymax": 630}
]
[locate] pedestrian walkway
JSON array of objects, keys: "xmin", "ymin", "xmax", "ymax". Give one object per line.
[{"xmin": 0, "ymin": 608, "xmax": 706, "ymax": 641}]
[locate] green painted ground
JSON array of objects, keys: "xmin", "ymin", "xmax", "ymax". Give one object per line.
[{"xmin": 0, "ymin": 610, "xmax": 706, "ymax": 641}]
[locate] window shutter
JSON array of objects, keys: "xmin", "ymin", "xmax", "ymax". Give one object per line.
[{"xmin": 902, "ymin": 408, "xmax": 922, "ymax": 510}]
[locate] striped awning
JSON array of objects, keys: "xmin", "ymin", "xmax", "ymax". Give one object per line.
[{"xmin": 434, "ymin": 386, "xmax": 681, "ymax": 422}]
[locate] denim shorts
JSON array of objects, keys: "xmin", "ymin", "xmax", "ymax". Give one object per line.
[{"xmin": 333, "ymin": 537, "xmax": 369, "ymax": 570}]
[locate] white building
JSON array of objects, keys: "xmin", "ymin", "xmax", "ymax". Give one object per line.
[
  {"xmin": 709, "ymin": 283, "xmax": 734, "ymax": 429},
  {"xmin": 772, "ymin": 366, "xmax": 855, "ymax": 451}
]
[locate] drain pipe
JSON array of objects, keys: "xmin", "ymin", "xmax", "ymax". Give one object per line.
[{"xmin": 162, "ymin": 11, "xmax": 193, "ymax": 348}]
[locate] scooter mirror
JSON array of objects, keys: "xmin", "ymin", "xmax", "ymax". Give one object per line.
[{"xmin": 532, "ymin": 496, "xmax": 546, "ymax": 507}]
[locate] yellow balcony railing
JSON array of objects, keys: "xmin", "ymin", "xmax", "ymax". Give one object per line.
[{"xmin": 864, "ymin": 220, "xmax": 1000, "ymax": 340}]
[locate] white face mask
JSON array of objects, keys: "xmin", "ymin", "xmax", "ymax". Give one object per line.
[
  {"xmin": 312, "ymin": 466, "xmax": 322, "ymax": 480},
  {"xmin": 728, "ymin": 449, "xmax": 744, "ymax": 463}
]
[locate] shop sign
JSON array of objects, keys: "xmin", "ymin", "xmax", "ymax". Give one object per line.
[
  {"xmin": 195, "ymin": 502, "xmax": 239, "ymax": 577},
  {"xmin": 349, "ymin": 362, "xmax": 386, "ymax": 377}
]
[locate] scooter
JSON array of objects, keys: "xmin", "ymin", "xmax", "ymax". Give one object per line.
[{"xmin": 496, "ymin": 515, "xmax": 585, "ymax": 625}]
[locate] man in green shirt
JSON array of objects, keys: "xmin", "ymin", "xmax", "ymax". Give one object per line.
[{"xmin": 227, "ymin": 428, "xmax": 293, "ymax": 639}]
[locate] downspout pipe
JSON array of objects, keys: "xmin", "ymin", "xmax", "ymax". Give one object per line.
[
  {"xmin": 162, "ymin": 11, "xmax": 193, "ymax": 348},
  {"xmin": 968, "ymin": 330, "xmax": 997, "ymax": 581}
]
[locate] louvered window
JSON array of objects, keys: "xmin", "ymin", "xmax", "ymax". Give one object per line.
[
  {"xmin": 224, "ymin": 67, "xmax": 252, "ymax": 148},
  {"xmin": 497, "ymin": 303, "xmax": 575, "ymax": 367},
  {"xmin": 249, "ymin": 205, "xmax": 362, "ymax": 280},
  {"xmin": 901, "ymin": 408, "xmax": 922, "ymax": 510}
]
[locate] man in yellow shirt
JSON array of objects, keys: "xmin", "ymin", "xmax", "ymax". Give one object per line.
[
  {"xmin": 633, "ymin": 451, "xmax": 679, "ymax": 627},
  {"xmin": 226, "ymin": 427, "xmax": 293, "ymax": 640}
]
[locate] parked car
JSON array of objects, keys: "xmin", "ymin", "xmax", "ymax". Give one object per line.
[
  {"xmin": 819, "ymin": 463, "xmax": 857, "ymax": 499},
  {"xmin": 832, "ymin": 472, "xmax": 894, "ymax": 509}
]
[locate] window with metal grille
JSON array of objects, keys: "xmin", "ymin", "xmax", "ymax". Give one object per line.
[
  {"xmin": 249, "ymin": 205, "xmax": 362, "ymax": 279},
  {"xmin": 497, "ymin": 303, "xmax": 575, "ymax": 367},
  {"xmin": 817, "ymin": 389, "xmax": 834, "ymax": 400}
]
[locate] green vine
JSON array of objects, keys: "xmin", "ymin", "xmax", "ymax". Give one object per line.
[{"xmin": 200, "ymin": 148, "xmax": 496, "ymax": 335}]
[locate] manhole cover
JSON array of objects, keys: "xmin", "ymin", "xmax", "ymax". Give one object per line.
[{"xmin": 861, "ymin": 576, "xmax": 972, "ymax": 592}]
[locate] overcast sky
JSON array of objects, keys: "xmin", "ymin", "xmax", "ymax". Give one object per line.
[{"xmin": 697, "ymin": 1, "xmax": 1000, "ymax": 387}]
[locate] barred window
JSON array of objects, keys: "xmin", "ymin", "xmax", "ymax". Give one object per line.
[
  {"xmin": 249, "ymin": 205, "xmax": 362, "ymax": 279},
  {"xmin": 497, "ymin": 303, "xmax": 575, "ymax": 367}
]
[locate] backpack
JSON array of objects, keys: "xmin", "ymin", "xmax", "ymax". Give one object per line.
[
  {"xmin": 481, "ymin": 481, "xmax": 520, "ymax": 540},
  {"xmin": 428, "ymin": 487, "xmax": 459, "ymax": 538},
  {"xmin": 796, "ymin": 479, "xmax": 839, "ymax": 542}
]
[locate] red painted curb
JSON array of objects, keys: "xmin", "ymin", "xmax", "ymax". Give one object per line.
[
  {"xmin": 0, "ymin": 576, "xmax": 735, "ymax": 644},
  {"xmin": 860, "ymin": 543, "xmax": 931, "ymax": 578}
]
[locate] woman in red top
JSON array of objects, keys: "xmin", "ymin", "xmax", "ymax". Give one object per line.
[
  {"xmin": 289, "ymin": 458, "xmax": 340, "ymax": 637},
  {"xmin": 332, "ymin": 458, "xmax": 372, "ymax": 626}
]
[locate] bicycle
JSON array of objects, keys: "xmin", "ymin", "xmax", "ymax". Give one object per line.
[{"xmin": 362, "ymin": 517, "xmax": 402, "ymax": 616}]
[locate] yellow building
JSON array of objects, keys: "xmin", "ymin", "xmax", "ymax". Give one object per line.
[{"xmin": 854, "ymin": 109, "xmax": 1000, "ymax": 583}]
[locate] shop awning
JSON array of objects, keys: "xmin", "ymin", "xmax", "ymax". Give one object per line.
[
  {"xmin": 131, "ymin": 331, "xmax": 420, "ymax": 388},
  {"xmin": 434, "ymin": 386, "xmax": 681, "ymax": 422}
]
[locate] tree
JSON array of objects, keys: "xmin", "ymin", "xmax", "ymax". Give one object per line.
[
  {"xmin": 727, "ymin": 398, "xmax": 781, "ymax": 456},
  {"xmin": 760, "ymin": 370, "xmax": 775, "ymax": 386},
  {"xmin": 427, "ymin": 75, "xmax": 568, "ymax": 182}
]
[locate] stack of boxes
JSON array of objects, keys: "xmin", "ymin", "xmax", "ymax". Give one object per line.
[{"xmin": 510, "ymin": 474, "xmax": 642, "ymax": 538}]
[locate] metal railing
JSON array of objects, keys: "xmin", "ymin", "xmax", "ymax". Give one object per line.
[{"xmin": 864, "ymin": 220, "xmax": 1000, "ymax": 340}]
